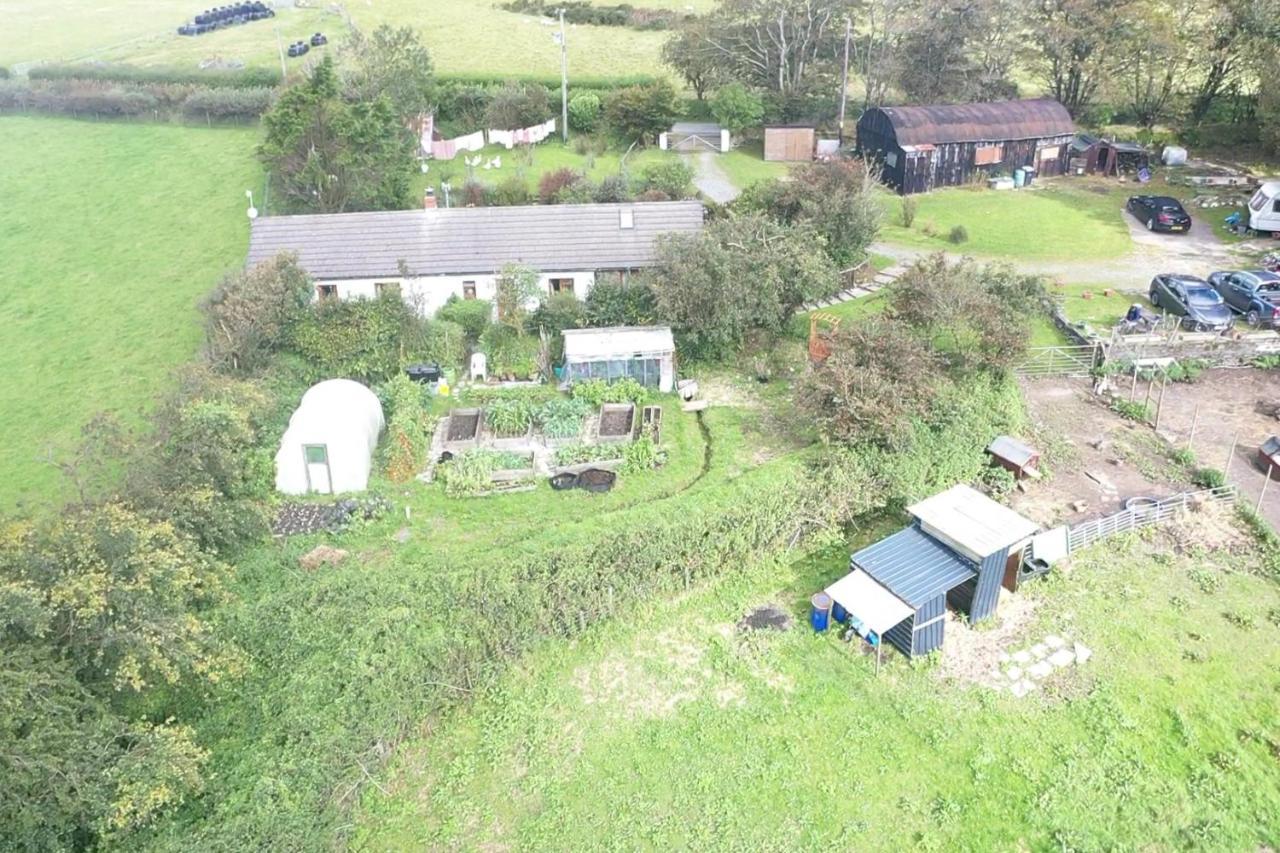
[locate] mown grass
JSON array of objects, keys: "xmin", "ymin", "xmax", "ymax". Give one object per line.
[
  {"xmin": 0, "ymin": 116, "xmax": 261, "ymax": 510},
  {"xmin": 879, "ymin": 181, "xmax": 1132, "ymax": 261},
  {"xmin": 1051, "ymin": 281, "xmax": 1155, "ymax": 332},
  {"xmin": 2, "ymin": 0, "xmax": 709, "ymax": 78},
  {"xmin": 355, "ymin": 523, "xmax": 1280, "ymax": 850}
]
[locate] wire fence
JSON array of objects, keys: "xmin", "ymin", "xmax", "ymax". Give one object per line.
[{"xmin": 1066, "ymin": 485, "xmax": 1238, "ymax": 552}]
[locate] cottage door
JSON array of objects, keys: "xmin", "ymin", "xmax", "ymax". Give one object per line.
[{"xmin": 303, "ymin": 444, "xmax": 333, "ymax": 494}]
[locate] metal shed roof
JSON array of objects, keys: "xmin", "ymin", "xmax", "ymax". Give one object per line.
[
  {"xmin": 825, "ymin": 569, "xmax": 914, "ymax": 634},
  {"xmin": 562, "ymin": 326, "xmax": 674, "ymax": 361},
  {"xmin": 908, "ymin": 484, "xmax": 1039, "ymax": 562},
  {"xmin": 874, "ymin": 99, "xmax": 1074, "ymax": 146},
  {"xmin": 245, "ymin": 201, "xmax": 704, "ymax": 280},
  {"xmin": 851, "ymin": 525, "xmax": 977, "ymax": 608},
  {"xmin": 987, "ymin": 436, "xmax": 1038, "ymax": 468}
]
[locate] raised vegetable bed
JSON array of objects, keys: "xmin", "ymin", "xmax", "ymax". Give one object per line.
[{"xmin": 597, "ymin": 403, "xmax": 636, "ymax": 443}]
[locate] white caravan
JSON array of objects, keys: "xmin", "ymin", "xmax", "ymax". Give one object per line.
[{"xmin": 1248, "ymin": 182, "xmax": 1280, "ymax": 234}]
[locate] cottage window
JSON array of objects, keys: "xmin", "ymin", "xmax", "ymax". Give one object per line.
[
  {"xmin": 462, "ymin": 281, "xmax": 477, "ymax": 300},
  {"xmin": 375, "ymin": 281, "xmax": 401, "ymax": 298},
  {"xmin": 550, "ymin": 277, "xmax": 575, "ymax": 295},
  {"xmin": 316, "ymin": 284, "xmax": 338, "ymax": 301},
  {"xmin": 974, "ymin": 143, "xmax": 1004, "ymax": 166}
]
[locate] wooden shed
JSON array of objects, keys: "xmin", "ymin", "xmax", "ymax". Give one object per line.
[
  {"xmin": 986, "ymin": 436, "xmax": 1041, "ymax": 480},
  {"xmin": 763, "ymin": 125, "xmax": 815, "ymax": 162},
  {"xmin": 855, "ymin": 99, "xmax": 1075, "ymax": 195}
]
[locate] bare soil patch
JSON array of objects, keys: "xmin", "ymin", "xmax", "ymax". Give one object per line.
[
  {"xmin": 598, "ymin": 405, "xmax": 634, "ymax": 438},
  {"xmin": 936, "ymin": 591, "xmax": 1040, "ymax": 689}
]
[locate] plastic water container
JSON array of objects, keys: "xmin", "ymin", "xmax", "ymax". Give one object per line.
[
  {"xmin": 1013, "ymin": 168, "xmax": 1026, "ymax": 188},
  {"xmin": 810, "ymin": 593, "xmax": 832, "ymax": 632},
  {"xmin": 832, "ymin": 601, "xmax": 849, "ymax": 623}
]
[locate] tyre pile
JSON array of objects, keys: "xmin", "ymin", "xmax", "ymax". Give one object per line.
[{"xmin": 178, "ymin": 2, "xmax": 274, "ymax": 36}]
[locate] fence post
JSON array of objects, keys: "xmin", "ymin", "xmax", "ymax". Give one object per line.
[
  {"xmin": 1224, "ymin": 430, "xmax": 1239, "ymax": 477},
  {"xmin": 1258, "ymin": 466, "xmax": 1273, "ymax": 514},
  {"xmin": 1154, "ymin": 376, "xmax": 1168, "ymax": 432},
  {"xmin": 1186, "ymin": 405, "xmax": 1200, "ymax": 452}
]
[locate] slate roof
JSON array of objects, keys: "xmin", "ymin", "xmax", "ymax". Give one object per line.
[
  {"xmin": 875, "ymin": 99, "xmax": 1074, "ymax": 146},
  {"xmin": 246, "ymin": 201, "xmax": 704, "ymax": 280},
  {"xmin": 850, "ymin": 525, "xmax": 976, "ymax": 608}
]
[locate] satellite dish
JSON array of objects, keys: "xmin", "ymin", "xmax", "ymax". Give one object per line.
[
  {"xmin": 420, "ymin": 161, "xmax": 429, "ymax": 174},
  {"xmin": 247, "ymin": 206, "xmax": 259, "ymax": 219}
]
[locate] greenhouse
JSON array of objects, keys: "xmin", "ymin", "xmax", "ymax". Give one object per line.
[
  {"xmin": 275, "ymin": 379, "xmax": 385, "ymax": 495},
  {"xmin": 562, "ymin": 326, "xmax": 675, "ymax": 392}
]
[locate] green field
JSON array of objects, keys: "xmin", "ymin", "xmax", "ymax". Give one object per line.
[
  {"xmin": 0, "ymin": 116, "xmax": 261, "ymax": 510},
  {"xmin": 354, "ymin": 525, "xmax": 1280, "ymax": 849},
  {"xmin": 1, "ymin": 0, "xmax": 709, "ymax": 78},
  {"xmin": 879, "ymin": 183, "xmax": 1133, "ymax": 261}
]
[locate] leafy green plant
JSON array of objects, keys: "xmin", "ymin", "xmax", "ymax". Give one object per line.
[
  {"xmin": 1170, "ymin": 448, "xmax": 1197, "ymax": 468},
  {"xmin": 1110, "ymin": 399, "xmax": 1150, "ymax": 422},
  {"xmin": 537, "ymin": 397, "xmax": 591, "ymax": 438},
  {"xmin": 485, "ymin": 398, "xmax": 534, "ymax": 436},
  {"xmin": 553, "ymin": 442, "xmax": 626, "ymax": 465},
  {"xmin": 900, "ymin": 196, "xmax": 917, "ymax": 228},
  {"xmin": 947, "ymin": 224, "xmax": 969, "ymax": 244},
  {"xmin": 978, "ymin": 464, "xmax": 1016, "ymax": 497},
  {"xmin": 1251, "ymin": 354, "xmax": 1280, "ymax": 370},
  {"xmin": 378, "ymin": 374, "xmax": 435, "ymax": 482},
  {"xmin": 1191, "ymin": 467, "xmax": 1227, "ymax": 489},
  {"xmin": 437, "ymin": 450, "xmax": 498, "ymax": 497},
  {"xmin": 621, "ymin": 426, "xmax": 664, "ymax": 474}
]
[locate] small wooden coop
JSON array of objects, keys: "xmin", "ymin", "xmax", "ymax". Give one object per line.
[
  {"xmin": 764, "ymin": 125, "xmax": 816, "ymax": 161},
  {"xmin": 986, "ymin": 436, "xmax": 1042, "ymax": 480}
]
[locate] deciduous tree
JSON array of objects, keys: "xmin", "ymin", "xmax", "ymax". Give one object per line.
[{"xmin": 341, "ymin": 24, "xmax": 435, "ymax": 120}]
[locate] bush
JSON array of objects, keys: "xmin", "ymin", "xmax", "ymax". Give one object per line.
[
  {"xmin": 459, "ymin": 179, "xmax": 492, "ymax": 207},
  {"xmin": 604, "ymin": 80, "xmax": 679, "ymax": 145},
  {"xmin": 638, "ymin": 159, "xmax": 694, "ymax": 199},
  {"xmin": 480, "ymin": 325, "xmax": 540, "ymax": 379},
  {"xmin": 491, "ymin": 175, "xmax": 532, "ymax": 206},
  {"xmin": 289, "ymin": 294, "xmax": 424, "ymax": 382},
  {"xmin": 538, "ymin": 167, "xmax": 582, "ymax": 203},
  {"xmin": 29, "ymin": 63, "xmax": 281, "ymax": 88},
  {"xmin": 709, "ymin": 82, "xmax": 764, "ymax": 135},
  {"xmin": 421, "ymin": 319, "xmax": 467, "ymax": 370},
  {"xmin": 584, "ymin": 280, "xmax": 659, "ymax": 326},
  {"xmin": 379, "ymin": 375, "xmax": 435, "ymax": 482},
  {"xmin": 948, "ymin": 225, "xmax": 969, "ymax": 244},
  {"xmin": 568, "ymin": 91, "xmax": 602, "ymax": 132},
  {"xmin": 181, "ymin": 86, "xmax": 275, "ymax": 121},
  {"xmin": 901, "ymin": 196, "xmax": 917, "ymax": 228},
  {"xmin": 201, "ymin": 252, "xmax": 312, "ymax": 374},
  {"xmin": 1192, "ymin": 467, "xmax": 1227, "ymax": 489},
  {"xmin": 483, "ymin": 80, "xmax": 552, "ymax": 130},
  {"xmin": 553, "ymin": 442, "xmax": 625, "ymax": 465},
  {"xmin": 436, "ymin": 296, "xmax": 492, "ymax": 344},
  {"xmin": 593, "ymin": 173, "xmax": 631, "ymax": 203}
]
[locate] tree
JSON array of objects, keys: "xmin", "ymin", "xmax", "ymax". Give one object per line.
[
  {"xmin": 290, "ymin": 292, "xmax": 427, "ymax": 381},
  {"xmin": 604, "ymin": 81, "xmax": 680, "ymax": 145},
  {"xmin": 584, "ymin": 279, "xmax": 659, "ymax": 327},
  {"xmin": 892, "ymin": 0, "xmax": 1020, "ymax": 103},
  {"xmin": 736, "ymin": 158, "xmax": 881, "ymax": 267},
  {"xmin": 661, "ymin": 19, "xmax": 723, "ymax": 100},
  {"xmin": 796, "ymin": 317, "xmax": 943, "ymax": 447},
  {"xmin": 889, "ymin": 255, "xmax": 1046, "ymax": 373},
  {"xmin": 688, "ymin": 0, "xmax": 842, "ymax": 95},
  {"xmin": 710, "ymin": 82, "xmax": 764, "ymax": 135},
  {"xmin": 649, "ymin": 212, "xmax": 838, "ymax": 359},
  {"xmin": 1183, "ymin": 0, "xmax": 1280, "ymax": 123},
  {"xmin": 259, "ymin": 56, "xmax": 415, "ymax": 212},
  {"xmin": 342, "ymin": 24, "xmax": 435, "ymax": 120},
  {"xmin": 483, "ymin": 80, "xmax": 552, "ymax": 130},
  {"xmin": 567, "ymin": 91, "xmax": 602, "ymax": 133},
  {"xmin": 201, "ymin": 252, "xmax": 313, "ymax": 373},
  {"xmin": 1031, "ymin": 0, "xmax": 1133, "ymax": 117},
  {"xmin": 1259, "ymin": 49, "xmax": 1280, "ymax": 155},
  {"xmin": 638, "ymin": 159, "xmax": 694, "ymax": 198},
  {"xmin": 1117, "ymin": 2, "xmax": 1187, "ymax": 128},
  {"xmin": 494, "ymin": 263, "xmax": 542, "ymax": 334}
]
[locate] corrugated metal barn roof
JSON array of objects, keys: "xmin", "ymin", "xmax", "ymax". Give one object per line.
[
  {"xmin": 851, "ymin": 525, "xmax": 977, "ymax": 608},
  {"xmin": 245, "ymin": 201, "xmax": 705, "ymax": 280},
  {"xmin": 876, "ymin": 99, "xmax": 1074, "ymax": 146}
]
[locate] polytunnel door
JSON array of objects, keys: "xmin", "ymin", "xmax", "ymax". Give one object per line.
[{"xmin": 303, "ymin": 444, "xmax": 333, "ymax": 494}]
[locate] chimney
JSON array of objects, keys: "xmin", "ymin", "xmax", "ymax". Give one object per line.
[{"xmin": 423, "ymin": 187, "xmax": 437, "ymax": 209}]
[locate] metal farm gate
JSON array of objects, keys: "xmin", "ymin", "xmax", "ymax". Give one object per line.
[
  {"xmin": 1016, "ymin": 344, "xmax": 1103, "ymax": 377},
  {"xmin": 1066, "ymin": 486, "xmax": 1237, "ymax": 552}
]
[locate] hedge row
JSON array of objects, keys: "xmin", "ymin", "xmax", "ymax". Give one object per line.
[
  {"xmin": 0, "ymin": 79, "xmax": 274, "ymax": 121},
  {"xmin": 28, "ymin": 62, "xmax": 281, "ymax": 89},
  {"xmin": 140, "ymin": 376, "xmax": 1023, "ymax": 849},
  {"xmin": 436, "ymin": 70, "xmax": 659, "ymax": 92}
]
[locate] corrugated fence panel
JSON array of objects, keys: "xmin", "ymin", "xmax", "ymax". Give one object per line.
[
  {"xmin": 911, "ymin": 594, "xmax": 946, "ymax": 656},
  {"xmin": 883, "ymin": 613, "xmax": 915, "ymax": 658},
  {"xmin": 970, "ymin": 547, "xmax": 1009, "ymax": 623}
]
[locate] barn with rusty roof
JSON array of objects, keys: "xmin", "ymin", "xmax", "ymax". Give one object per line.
[{"xmin": 856, "ymin": 99, "xmax": 1075, "ymax": 195}]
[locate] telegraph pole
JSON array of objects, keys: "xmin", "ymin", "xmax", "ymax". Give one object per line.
[
  {"xmin": 558, "ymin": 9, "xmax": 569, "ymax": 142},
  {"xmin": 274, "ymin": 26, "xmax": 287, "ymax": 81},
  {"xmin": 837, "ymin": 17, "xmax": 851, "ymax": 144}
]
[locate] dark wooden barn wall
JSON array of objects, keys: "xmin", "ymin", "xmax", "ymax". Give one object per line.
[
  {"xmin": 910, "ymin": 593, "xmax": 947, "ymax": 657},
  {"xmin": 971, "ymin": 547, "xmax": 1010, "ymax": 623}
]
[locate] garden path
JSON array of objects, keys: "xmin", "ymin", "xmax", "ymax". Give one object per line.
[{"xmin": 687, "ymin": 151, "xmax": 738, "ymax": 204}]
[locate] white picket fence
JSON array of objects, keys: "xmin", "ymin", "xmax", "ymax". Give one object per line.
[{"xmin": 1066, "ymin": 485, "xmax": 1237, "ymax": 552}]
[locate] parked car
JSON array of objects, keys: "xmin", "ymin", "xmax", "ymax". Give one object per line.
[
  {"xmin": 1148, "ymin": 274, "xmax": 1234, "ymax": 331},
  {"xmin": 1127, "ymin": 195, "xmax": 1192, "ymax": 232},
  {"xmin": 1207, "ymin": 270, "xmax": 1280, "ymax": 326}
]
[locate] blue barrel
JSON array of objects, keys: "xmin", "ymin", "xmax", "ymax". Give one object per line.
[
  {"xmin": 1013, "ymin": 168, "xmax": 1026, "ymax": 188},
  {"xmin": 810, "ymin": 592, "xmax": 832, "ymax": 632},
  {"xmin": 832, "ymin": 601, "xmax": 849, "ymax": 623}
]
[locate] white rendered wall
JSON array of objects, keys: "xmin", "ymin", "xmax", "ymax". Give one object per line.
[{"xmin": 313, "ymin": 270, "xmax": 596, "ymax": 317}]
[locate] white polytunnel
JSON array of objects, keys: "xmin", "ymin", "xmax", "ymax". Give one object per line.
[{"xmin": 275, "ymin": 379, "xmax": 385, "ymax": 495}]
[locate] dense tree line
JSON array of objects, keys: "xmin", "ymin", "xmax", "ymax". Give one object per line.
[{"xmin": 664, "ymin": 0, "xmax": 1280, "ymax": 141}]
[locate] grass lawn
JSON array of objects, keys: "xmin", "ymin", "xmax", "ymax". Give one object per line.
[
  {"xmin": 354, "ymin": 522, "xmax": 1280, "ymax": 850},
  {"xmin": 0, "ymin": 116, "xmax": 261, "ymax": 510},
  {"xmin": 717, "ymin": 140, "xmax": 791, "ymax": 190},
  {"xmin": 878, "ymin": 181, "xmax": 1133, "ymax": 261},
  {"xmin": 2, "ymin": 0, "xmax": 708, "ymax": 78},
  {"xmin": 1051, "ymin": 281, "xmax": 1155, "ymax": 333}
]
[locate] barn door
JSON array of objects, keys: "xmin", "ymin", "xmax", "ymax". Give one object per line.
[{"xmin": 303, "ymin": 444, "xmax": 333, "ymax": 494}]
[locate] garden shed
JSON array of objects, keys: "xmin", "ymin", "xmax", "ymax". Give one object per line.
[
  {"xmin": 763, "ymin": 125, "xmax": 816, "ymax": 161},
  {"xmin": 275, "ymin": 379, "xmax": 385, "ymax": 496},
  {"xmin": 562, "ymin": 325, "xmax": 675, "ymax": 392},
  {"xmin": 986, "ymin": 436, "xmax": 1041, "ymax": 479},
  {"xmin": 855, "ymin": 99, "xmax": 1075, "ymax": 194},
  {"xmin": 826, "ymin": 485, "xmax": 1038, "ymax": 659}
]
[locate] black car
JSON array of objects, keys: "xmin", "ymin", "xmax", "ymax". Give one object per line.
[
  {"xmin": 1207, "ymin": 270, "xmax": 1280, "ymax": 327},
  {"xmin": 1149, "ymin": 274, "xmax": 1234, "ymax": 331},
  {"xmin": 1127, "ymin": 195, "xmax": 1192, "ymax": 232}
]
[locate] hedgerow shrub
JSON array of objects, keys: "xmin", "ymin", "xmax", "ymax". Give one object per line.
[
  {"xmin": 435, "ymin": 296, "xmax": 492, "ymax": 344},
  {"xmin": 378, "ymin": 375, "xmax": 435, "ymax": 482},
  {"xmin": 29, "ymin": 63, "xmax": 281, "ymax": 88},
  {"xmin": 538, "ymin": 167, "xmax": 581, "ymax": 203},
  {"xmin": 289, "ymin": 295, "xmax": 424, "ymax": 382},
  {"xmin": 181, "ymin": 86, "xmax": 276, "ymax": 121},
  {"xmin": 568, "ymin": 91, "xmax": 602, "ymax": 132},
  {"xmin": 638, "ymin": 159, "xmax": 694, "ymax": 198}
]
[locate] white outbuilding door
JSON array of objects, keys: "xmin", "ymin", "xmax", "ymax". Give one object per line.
[{"xmin": 303, "ymin": 444, "xmax": 333, "ymax": 494}]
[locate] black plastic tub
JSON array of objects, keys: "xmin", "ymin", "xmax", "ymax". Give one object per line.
[
  {"xmin": 577, "ymin": 468, "xmax": 617, "ymax": 493},
  {"xmin": 550, "ymin": 472, "xmax": 579, "ymax": 491}
]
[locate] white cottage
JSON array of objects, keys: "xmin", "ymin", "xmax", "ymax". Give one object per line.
[
  {"xmin": 246, "ymin": 200, "xmax": 705, "ymax": 316},
  {"xmin": 275, "ymin": 379, "xmax": 385, "ymax": 495}
]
